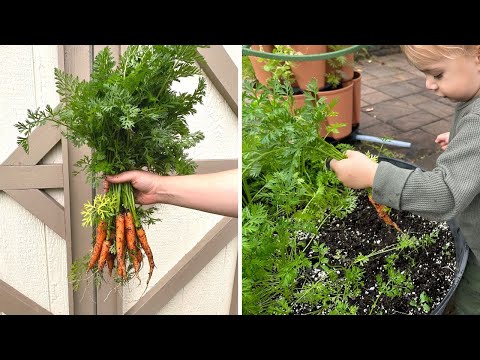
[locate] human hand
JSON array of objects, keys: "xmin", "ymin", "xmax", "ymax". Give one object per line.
[
  {"xmin": 105, "ymin": 170, "xmax": 161, "ymax": 205},
  {"xmin": 435, "ymin": 132, "xmax": 450, "ymax": 150},
  {"xmin": 329, "ymin": 150, "xmax": 379, "ymax": 189}
]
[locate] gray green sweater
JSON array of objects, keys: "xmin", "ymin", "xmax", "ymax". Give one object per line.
[{"xmin": 373, "ymin": 96, "xmax": 480, "ymax": 265}]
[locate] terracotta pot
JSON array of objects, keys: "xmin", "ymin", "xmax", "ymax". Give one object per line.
[
  {"xmin": 343, "ymin": 71, "xmax": 361, "ymax": 127},
  {"xmin": 291, "ymin": 81, "xmax": 354, "ymax": 140},
  {"xmin": 249, "ymin": 45, "xmax": 274, "ymax": 86},
  {"xmin": 290, "ymin": 45, "xmax": 327, "ymax": 91},
  {"xmin": 326, "ymin": 51, "xmax": 355, "ymax": 82}
]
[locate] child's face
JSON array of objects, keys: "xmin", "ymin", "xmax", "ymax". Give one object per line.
[{"xmin": 420, "ymin": 53, "xmax": 480, "ymax": 102}]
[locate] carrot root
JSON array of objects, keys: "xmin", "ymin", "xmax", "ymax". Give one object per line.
[
  {"xmin": 115, "ymin": 213, "xmax": 127, "ymax": 278},
  {"xmin": 125, "ymin": 211, "xmax": 141, "ymax": 274},
  {"xmin": 368, "ymin": 194, "xmax": 402, "ymax": 233},
  {"xmin": 98, "ymin": 239, "xmax": 112, "ymax": 270},
  {"xmin": 106, "ymin": 253, "xmax": 114, "ymax": 277},
  {"xmin": 136, "ymin": 226, "xmax": 155, "ymax": 287},
  {"xmin": 87, "ymin": 220, "xmax": 107, "ymax": 271}
]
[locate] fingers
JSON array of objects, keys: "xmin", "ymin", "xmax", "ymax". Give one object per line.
[
  {"xmin": 105, "ymin": 171, "xmax": 137, "ymax": 184},
  {"xmin": 104, "ymin": 171, "xmax": 138, "ymax": 193},
  {"xmin": 133, "ymin": 189, "xmax": 143, "ymax": 204},
  {"xmin": 329, "ymin": 151, "xmax": 353, "ymax": 171},
  {"xmin": 329, "ymin": 159, "xmax": 339, "ymax": 172}
]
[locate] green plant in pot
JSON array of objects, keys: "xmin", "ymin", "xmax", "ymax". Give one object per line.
[
  {"xmin": 265, "ymin": 45, "xmax": 329, "ymax": 91},
  {"xmin": 243, "ymin": 55, "xmax": 256, "ymax": 81},
  {"xmin": 259, "ymin": 45, "xmax": 299, "ymax": 86},
  {"xmin": 242, "ymin": 78, "xmax": 464, "ymax": 315},
  {"xmin": 326, "ymin": 45, "xmax": 355, "ymax": 88}
]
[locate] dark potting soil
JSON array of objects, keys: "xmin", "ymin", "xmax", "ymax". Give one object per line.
[{"xmin": 293, "ymin": 191, "xmax": 456, "ymax": 315}]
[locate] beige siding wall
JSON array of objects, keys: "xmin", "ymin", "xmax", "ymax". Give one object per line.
[
  {"xmin": 121, "ymin": 47, "xmax": 238, "ymax": 314},
  {"xmin": 223, "ymin": 45, "xmax": 241, "ymax": 68},
  {"xmin": 157, "ymin": 236, "xmax": 237, "ymax": 315},
  {"xmin": 0, "ymin": 45, "xmax": 69, "ymax": 314}
]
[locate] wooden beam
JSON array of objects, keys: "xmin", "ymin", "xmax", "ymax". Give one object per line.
[
  {"xmin": 229, "ymin": 258, "xmax": 238, "ymax": 315},
  {"xmin": 0, "ymin": 279, "xmax": 52, "ymax": 315},
  {"xmin": 194, "ymin": 159, "xmax": 238, "ymax": 174},
  {"xmin": 126, "ymin": 217, "xmax": 237, "ymax": 315},
  {"xmin": 63, "ymin": 45, "xmax": 96, "ymax": 315},
  {"xmin": 0, "ymin": 165, "xmax": 63, "ymax": 190},
  {"xmin": 2, "ymin": 123, "xmax": 61, "ymax": 166},
  {"xmin": 4, "ymin": 189, "xmax": 66, "ymax": 238},
  {"xmin": 0, "ymin": 122, "xmax": 66, "ymax": 237},
  {"xmin": 197, "ymin": 46, "xmax": 238, "ymax": 116},
  {"xmin": 61, "ymin": 137, "xmax": 74, "ymax": 315}
]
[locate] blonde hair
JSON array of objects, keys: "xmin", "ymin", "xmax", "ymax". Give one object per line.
[{"xmin": 400, "ymin": 45, "xmax": 480, "ymax": 70}]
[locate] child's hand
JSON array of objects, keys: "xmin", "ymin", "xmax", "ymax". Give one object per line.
[
  {"xmin": 435, "ymin": 132, "xmax": 450, "ymax": 150},
  {"xmin": 330, "ymin": 150, "xmax": 379, "ymax": 189}
]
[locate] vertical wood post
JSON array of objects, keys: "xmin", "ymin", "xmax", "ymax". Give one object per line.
[{"xmin": 62, "ymin": 45, "xmax": 96, "ymax": 315}]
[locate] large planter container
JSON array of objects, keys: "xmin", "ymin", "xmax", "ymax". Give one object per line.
[
  {"xmin": 343, "ymin": 70, "xmax": 361, "ymax": 128},
  {"xmin": 249, "ymin": 45, "xmax": 274, "ymax": 86},
  {"xmin": 326, "ymin": 51, "xmax": 355, "ymax": 82},
  {"xmin": 290, "ymin": 45, "xmax": 327, "ymax": 91},
  {"xmin": 379, "ymin": 156, "xmax": 469, "ymax": 315}
]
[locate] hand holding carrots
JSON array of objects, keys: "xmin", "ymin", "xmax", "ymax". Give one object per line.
[
  {"xmin": 106, "ymin": 169, "xmax": 238, "ymax": 218},
  {"xmin": 105, "ymin": 170, "xmax": 162, "ymax": 205},
  {"xmin": 86, "ymin": 181, "xmax": 155, "ymax": 287}
]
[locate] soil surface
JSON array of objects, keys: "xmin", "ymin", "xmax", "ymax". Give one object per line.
[{"xmin": 293, "ymin": 191, "xmax": 456, "ymax": 315}]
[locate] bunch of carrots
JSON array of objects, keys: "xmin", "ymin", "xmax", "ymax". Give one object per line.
[{"xmin": 84, "ymin": 183, "xmax": 155, "ymax": 286}]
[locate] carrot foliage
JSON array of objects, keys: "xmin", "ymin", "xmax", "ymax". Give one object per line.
[{"xmin": 16, "ymin": 45, "xmax": 207, "ymax": 184}]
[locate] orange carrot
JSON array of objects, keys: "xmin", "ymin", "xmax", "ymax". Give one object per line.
[
  {"xmin": 115, "ymin": 213, "xmax": 126, "ymax": 278},
  {"xmin": 106, "ymin": 252, "xmax": 114, "ymax": 277},
  {"xmin": 87, "ymin": 220, "xmax": 107, "ymax": 271},
  {"xmin": 136, "ymin": 226, "xmax": 155, "ymax": 286},
  {"xmin": 135, "ymin": 246, "xmax": 143, "ymax": 265},
  {"xmin": 368, "ymin": 194, "xmax": 402, "ymax": 233},
  {"xmin": 98, "ymin": 239, "xmax": 112, "ymax": 271},
  {"xmin": 104, "ymin": 232, "xmax": 115, "ymax": 276},
  {"xmin": 125, "ymin": 211, "xmax": 141, "ymax": 274}
]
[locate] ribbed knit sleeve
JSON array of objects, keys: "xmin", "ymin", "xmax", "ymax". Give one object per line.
[
  {"xmin": 372, "ymin": 162, "xmax": 414, "ymax": 209},
  {"xmin": 372, "ymin": 99, "xmax": 480, "ymax": 222}
]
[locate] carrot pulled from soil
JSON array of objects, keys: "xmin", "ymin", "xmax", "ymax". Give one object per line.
[
  {"xmin": 115, "ymin": 213, "xmax": 127, "ymax": 278},
  {"xmin": 135, "ymin": 246, "xmax": 143, "ymax": 265},
  {"xmin": 87, "ymin": 220, "xmax": 107, "ymax": 271},
  {"xmin": 136, "ymin": 227, "xmax": 155, "ymax": 286},
  {"xmin": 104, "ymin": 232, "xmax": 115, "ymax": 276},
  {"xmin": 106, "ymin": 252, "xmax": 114, "ymax": 277},
  {"xmin": 125, "ymin": 211, "xmax": 141, "ymax": 274},
  {"xmin": 368, "ymin": 194, "xmax": 402, "ymax": 233},
  {"xmin": 98, "ymin": 239, "xmax": 112, "ymax": 271}
]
